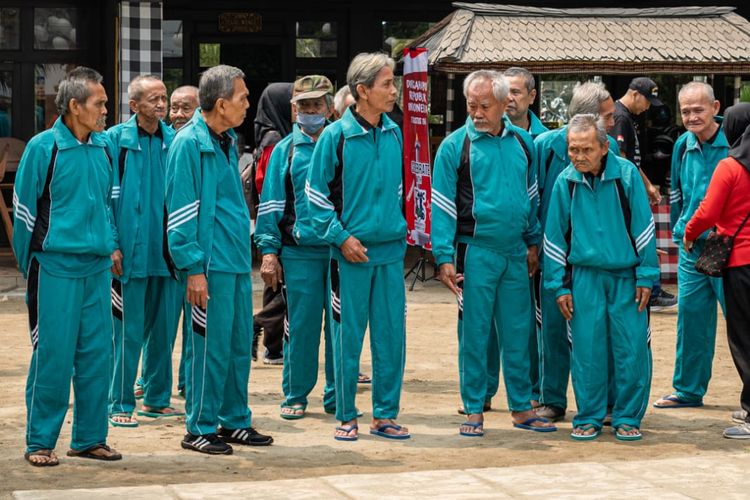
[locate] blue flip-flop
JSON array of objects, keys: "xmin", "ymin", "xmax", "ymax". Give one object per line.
[
  {"xmin": 334, "ymin": 424, "xmax": 359, "ymax": 441},
  {"xmin": 370, "ymin": 423, "xmax": 411, "ymax": 440},
  {"xmin": 653, "ymin": 395, "xmax": 703, "ymax": 409},
  {"xmin": 513, "ymin": 416, "xmax": 557, "ymax": 432},
  {"xmin": 570, "ymin": 423, "xmax": 600, "ymax": 441},
  {"xmin": 459, "ymin": 421, "xmax": 484, "ymax": 437}
]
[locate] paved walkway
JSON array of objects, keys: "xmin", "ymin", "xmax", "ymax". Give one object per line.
[{"xmin": 13, "ymin": 452, "xmax": 748, "ymax": 499}]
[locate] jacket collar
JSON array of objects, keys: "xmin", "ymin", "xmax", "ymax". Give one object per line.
[
  {"xmin": 52, "ymin": 116, "xmax": 108, "ymax": 150},
  {"xmin": 465, "ymin": 115, "xmax": 515, "ymax": 142},
  {"xmin": 292, "ymin": 123, "xmax": 318, "ymax": 146},
  {"xmin": 339, "ymin": 106, "xmax": 399, "ymax": 139},
  {"xmin": 188, "ymin": 109, "xmax": 237, "ymax": 154},
  {"xmin": 565, "ymin": 149, "xmax": 622, "ymax": 185},
  {"xmin": 120, "ymin": 114, "xmax": 176, "ymax": 151},
  {"xmin": 685, "ymin": 116, "xmax": 727, "ymax": 151}
]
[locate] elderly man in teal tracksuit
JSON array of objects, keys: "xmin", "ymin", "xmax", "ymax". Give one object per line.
[
  {"xmin": 166, "ymin": 65, "xmax": 273, "ymax": 455},
  {"xmin": 533, "ymin": 82, "xmax": 619, "ymax": 423},
  {"xmin": 13, "ymin": 67, "xmax": 122, "ymax": 465},
  {"xmin": 433, "ymin": 69, "xmax": 556, "ymax": 437},
  {"xmin": 255, "ymin": 75, "xmax": 336, "ymax": 420},
  {"xmin": 307, "ymin": 53, "xmax": 409, "ymax": 441},
  {"xmin": 654, "ymin": 82, "xmax": 728, "ymax": 409},
  {"xmin": 544, "ymin": 114, "xmax": 658, "ymax": 441},
  {"xmin": 107, "ymin": 75, "xmax": 183, "ymax": 427}
]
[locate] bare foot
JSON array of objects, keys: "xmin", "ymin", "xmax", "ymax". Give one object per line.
[
  {"xmin": 512, "ymin": 409, "xmax": 555, "ymax": 429},
  {"xmin": 280, "ymin": 404, "xmax": 305, "ymax": 418},
  {"xmin": 335, "ymin": 419, "xmax": 358, "ymax": 440},
  {"xmin": 460, "ymin": 413, "xmax": 484, "ymax": 436},
  {"xmin": 24, "ymin": 449, "xmax": 59, "ymax": 467},
  {"xmin": 110, "ymin": 413, "xmax": 138, "ymax": 425},
  {"xmin": 572, "ymin": 425, "xmax": 598, "ymax": 437},
  {"xmin": 371, "ymin": 418, "xmax": 410, "ymax": 437}
]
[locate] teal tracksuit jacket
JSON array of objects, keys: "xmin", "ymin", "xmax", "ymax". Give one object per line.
[
  {"xmin": 13, "ymin": 116, "xmax": 117, "ymax": 452},
  {"xmin": 543, "ymin": 152, "xmax": 658, "ymax": 429},
  {"xmin": 533, "ymin": 126, "xmax": 620, "ymax": 410},
  {"xmin": 106, "ymin": 115, "xmax": 182, "ymax": 416},
  {"xmin": 668, "ymin": 119, "xmax": 728, "ymax": 403},
  {"xmin": 165, "ymin": 109, "xmax": 253, "ymax": 435},
  {"xmin": 254, "ymin": 123, "xmax": 335, "ymax": 411},
  {"xmin": 307, "ymin": 106, "xmax": 406, "ymax": 423},
  {"xmin": 526, "ymin": 110, "xmax": 549, "ymax": 139},
  {"xmin": 432, "ymin": 115, "xmax": 540, "ymax": 415}
]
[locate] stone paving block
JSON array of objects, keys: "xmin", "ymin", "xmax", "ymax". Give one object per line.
[
  {"xmin": 322, "ymin": 469, "xmax": 509, "ymax": 499},
  {"xmin": 168, "ymin": 478, "xmax": 344, "ymax": 499},
  {"xmin": 13, "ymin": 485, "xmax": 174, "ymax": 500}
]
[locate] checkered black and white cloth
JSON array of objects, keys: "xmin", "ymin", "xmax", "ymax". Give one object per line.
[{"xmin": 119, "ymin": 1, "xmax": 163, "ymax": 122}]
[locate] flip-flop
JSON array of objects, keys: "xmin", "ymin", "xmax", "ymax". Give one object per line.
[
  {"xmin": 334, "ymin": 424, "xmax": 359, "ymax": 441},
  {"xmin": 109, "ymin": 413, "xmax": 139, "ymax": 428},
  {"xmin": 358, "ymin": 373, "xmax": 372, "ymax": 384},
  {"xmin": 512, "ymin": 416, "xmax": 557, "ymax": 432},
  {"xmin": 67, "ymin": 444, "xmax": 122, "ymax": 461},
  {"xmin": 653, "ymin": 395, "xmax": 703, "ymax": 409},
  {"xmin": 614, "ymin": 424, "xmax": 642, "ymax": 441},
  {"xmin": 459, "ymin": 421, "xmax": 484, "ymax": 437},
  {"xmin": 137, "ymin": 407, "xmax": 185, "ymax": 418},
  {"xmin": 280, "ymin": 404, "xmax": 306, "ymax": 420},
  {"xmin": 24, "ymin": 449, "xmax": 59, "ymax": 467},
  {"xmin": 370, "ymin": 423, "xmax": 411, "ymax": 440},
  {"xmin": 570, "ymin": 423, "xmax": 600, "ymax": 441}
]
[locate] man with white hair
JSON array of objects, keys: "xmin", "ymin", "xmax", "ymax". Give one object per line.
[
  {"xmin": 166, "ymin": 64, "xmax": 273, "ymax": 454},
  {"xmin": 333, "ymin": 84, "xmax": 355, "ymax": 120},
  {"xmin": 432, "ymin": 69, "xmax": 555, "ymax": 437},
  {"xmin": 307, "ymin": 52, "xmax": 409, "ymax": 441},
  {"xmin": 169, "ymin": 85, "xmax": 199, "ymax": 131},
  {"xmin": 107, "ymin": 75, "xmax": 183, "ymax": 428}
]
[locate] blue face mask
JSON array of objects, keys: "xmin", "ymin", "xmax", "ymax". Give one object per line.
[{"xmin": 297, "ymin": 113, "xmax": 326, "ymax": 134}]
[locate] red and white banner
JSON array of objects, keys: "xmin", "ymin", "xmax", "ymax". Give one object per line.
[{"xmin": 402, "ymin": 47, "xmax": 432, "ymax": 249}]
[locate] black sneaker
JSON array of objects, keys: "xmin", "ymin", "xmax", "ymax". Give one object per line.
[
  {"xmin": 649, "ymin": 289, "xmax": 677, "ymax": 312},
  {"xmin": 263, "ymin": 350, "xmax": 283, "ymax": 366},
  {"xmin": 181, "ymin": 433, "xmax": 232, "ymax": 455},
  {"xmin": 218, "ymin": 426, "xmax": 273, "ymax": 446}
]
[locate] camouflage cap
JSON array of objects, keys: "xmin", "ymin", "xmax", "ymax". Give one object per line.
[{"xmin": 290, "ymin": 75, "xmax": 334, "ymax": 103}]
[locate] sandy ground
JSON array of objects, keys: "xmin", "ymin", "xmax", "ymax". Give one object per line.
[{"xmin": 1, "ymin": 278, "xmax": 748, "ymax": 497}]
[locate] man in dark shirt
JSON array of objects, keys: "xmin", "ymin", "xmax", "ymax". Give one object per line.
[{"xmin": 611, "ymin": 77, "xmax": 677, "ymax": 311}]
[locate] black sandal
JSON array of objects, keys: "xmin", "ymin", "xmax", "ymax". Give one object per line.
[{"xmin": 67, "ymin": 443, "xmax": 122, "ymax": 461}]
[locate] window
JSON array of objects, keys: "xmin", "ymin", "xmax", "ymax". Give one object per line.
[
  {"xmin": 199, "ymin": 43, "xmax": 220, "ymax": 68},
  {"xmin": 0, "ymin": 8, "xmax": 20, "ymax": 50},
  {"xmin": 382, "ymin": 21, "xmax": 432, "ymax": 59},
  {"xmin": 296, "ymin": 21, "xmax": 336, "ymax": 58},
  {"xmin": 34, "ymin": 8, "xmax": 79, "ymax": 50},
  {"xmin": 0, "ymin": 71, "xmax": 11, "ymax": 137},
  {"xmin": 163, "ymin": 20, "xmax": 183, "ymax": 58},
  {"xmin": 35, "ymin": 64, "xmax": 77, "ymax": 133}
]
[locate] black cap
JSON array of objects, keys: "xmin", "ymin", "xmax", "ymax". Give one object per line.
[{"xmin": 629, "ymin": 77, "xmax": 663, "ymax": 106}]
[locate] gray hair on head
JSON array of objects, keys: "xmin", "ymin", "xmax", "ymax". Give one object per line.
[
  {"xmin": 567, "ymin": 113, "xmax": 609, "ymax": 146},
  {"xmin": 678, "ymin": 81, "xmax": 715, "ymax": 103},
  {"xmin": 55, "ymin": 66, "xmax": 103, "ymax": 116},
  {"xmin": 334, "ymin": 85, "xmax": 352, "ymax": 116},
  {"xmin": 171, "ymin": 85, "xmax": 199, "ymax": 99},
  {"xmin": 569, "ymin": 81, "xmax": 611, "ymax": 118},
  {"xmin": 199, "ymin": 65, "xmax": 246, "ymax": 111},
  {"xmin": 463, "ymin": 70, "xmax": 509, "ymax": 102},
  {"xmin": 346, "ymin": 53, "xmax": 395, "ymax": 101},
  {"xmin": 503, "ymin": 67, "xmax": 535, "ymax": 93},
  {"xmin": 128, "ymin": 74, "xmax": 162, "ymax": 102}
]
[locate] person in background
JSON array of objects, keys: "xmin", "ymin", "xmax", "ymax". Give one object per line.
[{"xmin": 333, "ymin": 84, "xmax": 355, "ymax": 120}]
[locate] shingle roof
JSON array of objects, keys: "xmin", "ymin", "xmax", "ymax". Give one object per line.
[{"xmin": 409, "ymin": 3, "xmax": 750, "ymax": 74}]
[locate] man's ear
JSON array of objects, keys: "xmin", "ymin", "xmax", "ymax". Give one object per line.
[
  {"xmin": 129, "ymin": 99, "xmax": 138, "ymax": 114},
  {"xmin": 529, "ymin": 88, "xmax": 537, "ymax": 104}
]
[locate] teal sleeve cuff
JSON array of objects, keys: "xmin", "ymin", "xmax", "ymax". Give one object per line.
[
  {"xmin": 434, "ymin": 253, "xmax": 454, "ymax": 267},
  {"xmin": 636, "ymin": 279, "xmax": 653, "ymax": 289},
  {"xmin": 186, "ymin": 262, "xmax": 204, "ymax": 275},
  {"xmin": 555, "ymin": 288, "xmax": 571, "ymax": 298},
  {"xmin": 333, "ymin": 229, "xmax": 351, "ymax": 248}
]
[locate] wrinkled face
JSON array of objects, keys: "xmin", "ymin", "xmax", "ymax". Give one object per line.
[
  {"xmin": 131, "ymin": 78, "xmax": 167, "ymax": 122},
  {"xmin": 505, "ymin": 75, "xmax": 536, "ymax": 122},
  {"xmin": 218, "ymin": 78, "xmax": 250, "ymax": 128},
  {"xmin": 598, "ymin": 96, "xmax": 616, "ymax": 132},
  {"xmin": 466, "ymin": 78, "xmax": 507, "ymax": 135},
  {"xmin": 358, "ymin": 66, "xmax": 398, "ymax": 115},
  {"xmin": 169, "ymin": 90, "xmax": 198, "ymax": 130},
  {"xmin": 568, "ymin": 127, "xmax": 608, "ymax": 175},
  {"xmin": 679, "ymin": 87, "xmax": 720, "ymax": 139},
  {"xmin": 72, "ymin": 82, "xmax": 108, "ymax": 133}
]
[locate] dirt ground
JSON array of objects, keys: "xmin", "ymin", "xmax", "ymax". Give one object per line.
[{"xmin": 1, "ymin": 278, "xmax": 748, "ymax": 497}]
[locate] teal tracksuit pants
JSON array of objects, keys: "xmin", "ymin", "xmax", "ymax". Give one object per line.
[
  {"xmin": 109, "ymin": 276, "xmax": 182, "ymax": 415},
  {"xmin": 25, "ymin": 260, "xmax": 111, "ymax": 453},
  {"xmin": 329, "ymin": 257, "xmax": 406, "ymax": 423},
  {"xmin": 281, "ymin": 253, "xmax": 335, "ymax": 410},
  {"xmin": 673, "ymin": 244, "xmax": 726, "ymax": 402},
  {"xmin": 457, "ymin": 243, "xmax": 533, "ymax": 415},
  {"xmin": 569, "ymin": 266, "xmax": 652, "ymax": 429},
  {"xmin": 538, "ymin": 272, "xmax": 571, "ymax": 410},
  {"xmin": 485, "ymin": 277, "xmax": 540, "ymax": 404},
  {"xmin": 185, "ymin": 272, "xmax": 253, "ymax": 435}
]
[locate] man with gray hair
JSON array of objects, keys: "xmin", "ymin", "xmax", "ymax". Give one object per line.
[
  {"xmin": 107, "ymin": 74, "xmax": 183, "ymax": 428},
  {"xmin": 532, "ymin": 81, "xmax": 619, "ymax": 423},
  {"xmin": 544, "ymin": 114, "xmax": 657, "ymax": 440},
  {"xmin": 166, "ymin": 64, "xmax": 273, "ymax": 454},
  {"xmin": 432, "ymin": 69, "xmax": 555, "ymax": 437},
  {"xmin": 333, "ymin": 84, "xmax": 355, "ymax": 119},
  {"xmin": 504, "ymin": 67, "xmax": 548, "ymax": 139},
  {"xmin": 653, "ymin": 81, "xmax": 728, "ymax": 410},
  {"xmin": 13, "ymin": 66, "xmax": 122, "ymax": 465},
  {"xmin": 307, "ymin": 52, "xmax": 409, "ymax": 441},
  {"xmin": 169, "ymin": 85, "xmax": 199, "ymax": 130}
]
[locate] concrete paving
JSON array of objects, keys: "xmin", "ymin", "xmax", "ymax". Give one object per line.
[{"xmin": 12, "ymin": 452, "xmax": 749, "ymax": 499}]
